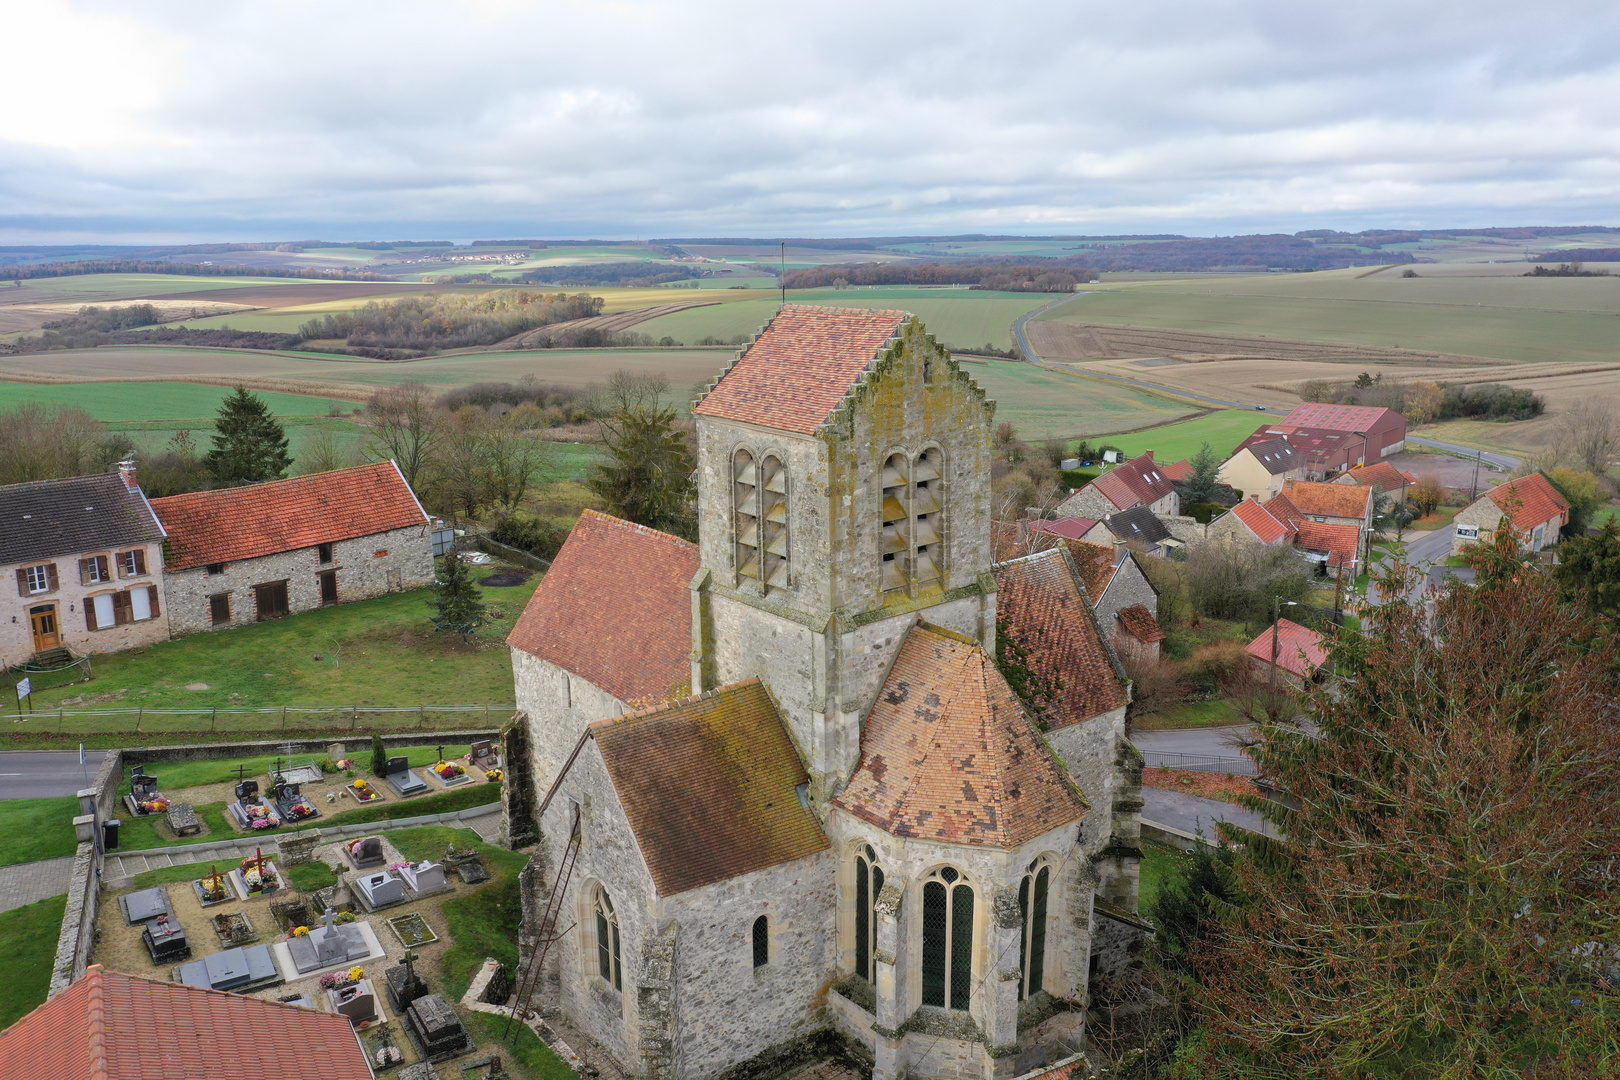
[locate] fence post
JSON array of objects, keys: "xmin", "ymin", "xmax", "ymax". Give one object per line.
[
  {"xmin": 133, "ymin": 710, "xmax": 142, "ymax": 733},
  {"xmin": 281, "ymin": 708, "xmax": 287, "ymax": 732},
  {"xmin": 419, "ymin": 706, "xmax": 425, "ymax": 731},
  {"xmin": 57, "ymin": 709, "xmax": 64, "ymax": 734},
  {"xmin": 210, "ymin": 708, "xmax": 217, "ymax": 732},
  {"xmin": 350, "ymin": 708, "xmax": 357, "ymax": 731}
]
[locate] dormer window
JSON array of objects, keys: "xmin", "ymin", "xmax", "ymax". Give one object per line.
[
  {"xmin": 880, "ymin": 448, "xmax": 944, "ymax": 595},
  {"xmin": 733, "ymin": 449, "xmax": 789, "ymax": 591}
]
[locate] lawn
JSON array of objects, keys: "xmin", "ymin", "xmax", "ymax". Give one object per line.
[
  {"xmin": 0, "ymin": 894, "xmax": 68, "ymax": 1029},
  {"xmin": 966, "ymin": 359, "xmax": 1188, "ymax": 439},
  {"xmin": 1407, "ymin": 505, "xmax": 1460, "ymax": 530},
  {"xmin": 0, "ymin": 382, "xmax": 351, "ymax": 424},
  {"xmin": 286, "ymin": 861, "xmax": 338, "ymax": 891},
  {"xmin": 0, "ymin": 797, "xmax": 81, "ymax": 867},
  {"xmin": 25, "ymin": 564, "xmax": 538, "ymax": 716},
  {"xmin": 1139, "ymin": 842, "xmax": 1180, "ymax": 911},
  {"xmin": 1133, "ymin": 698, "xmax": 1245, "ymax": 732},
  {"xmin": 1103, "ymin": 409, "xmax": 1266, "ymax": 462}
]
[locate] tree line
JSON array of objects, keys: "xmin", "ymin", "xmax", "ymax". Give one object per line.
[
  {"xmin": 4, "ymin": 260, "xmax": 389, "ymax": 282},
  {"xmin": 1301, "ymin": 372, "xmax": 1544, "ymax": 422},
  {"xmin": 782, "ymin": 262, "xmax": 1088, "ymax": 292}
]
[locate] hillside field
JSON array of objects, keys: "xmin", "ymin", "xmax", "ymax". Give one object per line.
[
  {"xmin": 0, "ymin": 380, "xmax": 352, "ymax": 422},
  {"xmin": 1101, "ymin": 409, "xmax": 1269, "ymax": 462}
]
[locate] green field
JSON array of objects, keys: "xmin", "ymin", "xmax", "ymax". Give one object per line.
[
  {"xmin": 1037, "ymin": 268, "xmax": 1620, "ymax": 364},
  {"xmin": 1105, "ymin": 409, "xmax": 1266, "ymax": 461},
  {"xmin": 0, "ymin": 381, "xmax": 352, "ymax": 423},
  {"xmin": 0, "ymin": 797, "xmax": 80, "ymax": 867},
  {"xmin": 0, "ymin": 895, "xmax": 67, "ymax": 1029},
  {"xmin": 964, "ymin": 359, "xmax": 1189, "ymax": 439},
  {"xmin": 0, "ymin": 273, "xmax": 319, "ymax": 307}
]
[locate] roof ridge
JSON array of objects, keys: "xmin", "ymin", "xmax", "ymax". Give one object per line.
[
  {"xmin": 85, "ymin": 965, "xmax": 107, "ymax": 1080},
  {"xmin": 989, "ymin": 546, "xmax": 1066, "ymax": 572},
  {"xmin": 590, "ymin": 677, "xmax": 763, "ymax": 730},
  {"xmin": 578, "ymin": 508, "xmax": 700, "ymax": 551},
  {"xmin": 149, "ymin": 461, "xmax": 395, "ymax": 505}
]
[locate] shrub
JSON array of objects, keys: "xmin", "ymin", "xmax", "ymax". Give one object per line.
[
  {"xmin": 489, "ymin": 514, "xmax": 566, "ymax": 560},
  {"xmin": 1184, "ymin": 640, "xmax": 1251, "ymax": 696},
  {"xmin": 370, "ymin": 734, "xmax": 387, "ymax": 778}
]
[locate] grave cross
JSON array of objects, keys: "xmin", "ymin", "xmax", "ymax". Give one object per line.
[
  {"xmin": 233, "ymin": 764, "xmax": 250, "ymax": 782},
  {"xmin": 323, "ymin": 905, "xmax": 338, "ymax": 932},
  {"xmin": 401, "ymin": 948, "xmax": 419, "ymax": 984}
]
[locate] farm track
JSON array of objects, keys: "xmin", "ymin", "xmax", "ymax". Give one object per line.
[
  {"xmin": 1026, "ymin": 319, "xmax": 1507, "ymax": 367},
  {"xmin": 492, "ymin": 301, "xmax": 720, "ymax": 349}
]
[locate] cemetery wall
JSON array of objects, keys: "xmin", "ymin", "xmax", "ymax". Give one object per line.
[
  {"xmin": 48, "ymin": 841, "xmax": 98, "ymax": 998},
  {"xmin": 121, "ymin": 728, "xmax": 501, "ymax": 767}
]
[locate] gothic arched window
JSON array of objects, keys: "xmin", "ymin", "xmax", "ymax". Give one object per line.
[
  {"xmin": 854, "ymin": 845, "xmax": 885, "ymax": 981},
  {"xmin": 921, "ymin": 866, "xmax": 974, "ymax": 1010},
  {"xmin": 733, "ymin": 448, "xmax": 789, "ymax": 591},
  {"xmin": 752, "ymin": 915, "xmax": 769, "ymax": 969},
  {"xmin": 879, "ymin": 448, "xmax": 944, "ymax": 596},
  {"xmin": 594, "ymin": 886, "xmax": 622, "ymax": 991},
  {"xmin": 1017, "ymin": 861, "xmax": 1051, "ymax": 1000}
]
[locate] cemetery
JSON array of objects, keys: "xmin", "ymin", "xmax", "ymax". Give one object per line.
[{"xmin": 89, "ymin": 823, "xmax": 533, "ymax": 1076}]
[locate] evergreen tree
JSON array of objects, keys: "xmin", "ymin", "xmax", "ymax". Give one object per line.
[
  {"xmin": 1190, "ymin": 554, "xmax": 1620, "ymax": 1078},
  {"xmin": 206, "ymin": 386, "xmax": 292, "ymax": 484},
  {"xmin": 1554, "ymin": 518, "xmax": 1620, "ymax": 618},
  {"xmin": 589, "ymin": 400, "xmax": 696, "ymax": 539},
  {"xmin": 1179, "ymin": 441, "xmax": 1223, "ymax": 506},
  {"xmin": 370, "ymin": 733, "xmax": 387, "ymax": 777},
  {"xmin": 427, "ymin": 555, "xmax": 485, "ymax": 642}
]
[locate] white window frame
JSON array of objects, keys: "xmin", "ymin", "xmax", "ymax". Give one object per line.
[{"xmin": 24, "ymin": 565, "xmax": 50, "ymax": 594}]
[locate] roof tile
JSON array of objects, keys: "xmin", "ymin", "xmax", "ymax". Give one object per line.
[
  {"xmin": 1116, "ymin": 604, "xmax": 1166, "ymax": 644},
  {"xmin": 0, "ymin": 472, "xmax": 165, "ymax": 566},
  {"xmin": 1343, "ymin": 461, "xmax": 1412, "ymax": 493},
  {"xmin": 1246, "ymin": 618, "xmax": 1328, "ymax": 678},
  {"xmin": 1486, "ymin": 472, "xmax": 1569, "ymax": 532},
  {"xmin": 151, "ymin": 462, "xmax": 425, "ymax": 570},
  {"xmin": 1281, "ymin": 479, "xmax": 1373, "ymax": 520},
  {"xmin": 1227, "ymin": 499, "xmax": 1291, "ymax": 544},
  {"xmin": 1293, "ymin": 520, "xmax": 1360, "ymax": 568},
  {"xmin": 1280, "ymin": 402, "xmax": 1399, "ymax": 431},
  {"xmin": 834, "ymin": 622, "xmax": 1089, "ymax": 848},
  {"xmin": 508, "ymin": 510, "xmax": 699, "ymax": 708},
  {"xmin": 692, "ymin": 305, "xmax": 908, "ymax": 434},
  {"xmin": 591, "ymin": 679, "xmax": 828, "ymax": 895}
]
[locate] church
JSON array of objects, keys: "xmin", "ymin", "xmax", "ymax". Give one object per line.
[{"xmin": 499, "ymin": 306, "xmax": 1146, "ymax": 1080}]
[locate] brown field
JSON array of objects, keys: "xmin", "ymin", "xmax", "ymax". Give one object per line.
[
  {"xmin": 495, "ymin": 300, "xmax": 720, "ymax": 348},
  {"xmin": 157, "ymin": 282, "xmax": 440, "ymax": 305},
  {"xmin": 1026, "ymin": 319, "xmax": 1503, "ymax": 367},
  {"xmin": 0, "ymin": 298, "xmax": 258, "ymax": 335}
]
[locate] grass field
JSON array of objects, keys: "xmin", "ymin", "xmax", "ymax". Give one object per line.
[
  {"xmin": 0, "ymin": 797, "xmax": 81, "ymax": 867},
  {"xmin": 24, "ymin": 564, "xmax": 539, "ymax": 713},
  {"xmin": 1036, "ymin": 268, "xmax": 1620, "ymax": 365},
  {"xmin": 965, "ymin": 359, "xmax": 1189, "ymax": 438},
  {"xmin": 0, "ymin": 895, "xmax": 68, "ymax": 1029},
  {"xmin": 0, "ymin": 381, "xmax": 352, "ymax": 422},
  {"xmin": 1103, "ymin": 409, "xmax": 1265, "ymax": 461}
]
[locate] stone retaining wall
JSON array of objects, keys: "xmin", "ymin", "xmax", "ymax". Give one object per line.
[{"xmin": 123, "ymin": 728, "xmax": 501, "ymax": 766}]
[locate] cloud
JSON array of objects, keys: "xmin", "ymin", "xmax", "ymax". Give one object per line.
[{"xmin": 1, "ymin": 0, "xmax": 1618, "ymax": 240}]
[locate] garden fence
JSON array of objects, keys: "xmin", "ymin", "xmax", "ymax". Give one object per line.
[{"xmin": 6, "ymin": 703, "xmax": 517, "ymax": 738}]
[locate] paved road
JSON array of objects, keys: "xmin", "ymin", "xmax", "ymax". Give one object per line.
[
  {"xmin": 1406, "ymin": 437, "xmax": 1519, "ymax": 471},
  {"xmin": 1132, "ymin": 725, "xmax": 1257, "ymax": 774},
  {"xmin": 1142, "ymin": 788, "xmax": 1269, "ymax": 838},
  {"xmin": 0, "ymin": 750, "xmax": 107, "ymax": 800}
]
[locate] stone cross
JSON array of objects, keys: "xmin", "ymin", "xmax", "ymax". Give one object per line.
[
  {"xmin": 402, "ymin": 948, "xmax": 419, "ymax": 984},
  {"xmin": 322, "ymin": 905, "xmax": 337, "ymax": 932}
]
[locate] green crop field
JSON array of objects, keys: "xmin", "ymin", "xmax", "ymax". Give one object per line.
[
  {"xmin": 1104, "ymin": 409, "xmax": 1268, "ymax": 461},
  {"xmin": 963, "ymin": 359, "xmax": 1189, "ymax": 439},
  {"xmin": 1036, "ymin": 268, "xmax": 1620, "ymax": 364},
  {"xmin": 0, "ymin": 381, "xmax": 352, "ymax": 423},
  {"xmin": 0, "ymin": 273, "xmax": 312, "ymax": 307}
]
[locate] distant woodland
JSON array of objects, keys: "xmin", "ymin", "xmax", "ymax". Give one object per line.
[
  {"xmin": 3, "ymin": 259, "xmax": 389, "ymax": 282},
  {"xmin": 784, "ymin": 263, "xmax": 1086, "ymax": 291}
]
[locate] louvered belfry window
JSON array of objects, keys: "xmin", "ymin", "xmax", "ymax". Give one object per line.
[
  {"xmin": 1017, "ymin": 862, "xmax": 1051, "ymax": 1000},
  {"xmin": 854, "ymin": 847, "xmax": 885, "ymax": 981},
  {"xmin": 734, "ymin": 449, "xmax": 789, "ymax": 591},
  {"xmin": 921, "ymin": 867, "xmax": 973, "ymax": 1010},
  {"xmin": 880, "ymin": 448, "xmax": 944, "ymax": 595}
]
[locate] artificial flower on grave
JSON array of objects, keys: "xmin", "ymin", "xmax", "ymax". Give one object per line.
[
  {"xmin": 349, "ymin": 967, "xmax": 365, "ymax": 982},
  {"xmin": 485, "ymin": 768, "xmax": 503, "ymax": 783},
  {"xmin": 433, "ymin": 761, "xmax": 465, "ymax": 779},
  {"xmin": 353, "ymin": 777, "xmax": 369, "ymax": 791},
  {"xmin": 250, "ymin": 816, "xmax": 276, "ymax": 830},
  {"xmin": 292, "ymin": 926, "xmax": 310, "ymax": 937},
  {"xmin": 335, "ymin": 911, "xmax": 356, "ymax": 924}
]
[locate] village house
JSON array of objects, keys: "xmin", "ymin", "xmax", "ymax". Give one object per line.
[
  {"xmin": 1205, "ymin": 495, "xmax": 1359, "ymax": 573},
  {"xmin": 0, "ymin": 466, "xmax": 169, "ymax": 669},
  {"xmin": 151, "ymin": 461, "xmax": 433, "ymax": 635},
  {"xmin": 1237, "ymin": 403, "xmax": 1405, "ymax": 480},
  {"xmin": 0, "ymin": 965, "xmax": 373, "ymax": 1080},
  {"xmin": 502, "ymin": 306, "xmax": 1143, "ymax": 1080},
  {"xmin": 1277, "ymin": 480, "xmax": 1373, "ymax": 561},
  {"xmin": 1334, "ymin": 460, "xmax": 1416, "ymax": 505},
  {"xmin": 1216, "ymin": 436, "xmax": 1304, "ymax": 499},
  {"xmin": 1245, "ymin": 618, "xmax": 1329, "ymax": 688},
  {"xmin": 1060, "ymin": 539, "xmax": 1164, "ymax": 662},
  {"xmin": 1055, "ymin": 450, "xmax": 1182, "ymax": 520},
  {"xmin": 1451, "ymin": 472, "xmax": 1570, "ymax": 556}
]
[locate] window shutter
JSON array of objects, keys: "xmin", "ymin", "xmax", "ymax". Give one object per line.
[
  {"xmin": 46, "ymin": 564, "xmax": 58, "ymax": 591},
  {"xmin": 113, "ymin": 591, "xmax": 133, "ymax": 625},
  {"xmin": 14, "ymin": 569, "xmax": 25, "ymax": 598},
  {"xmin": 79, "ymin": 558, "xmax": 92, "ymax": 586},
  {"xmin": 133, "ymin": 550, "xmax": 146, "ymax": 575},
  {"xmin": 147, "ymin": 585, "xmax": 160, "ymax": 618},
  {"xmin": 85, "ymin": 600, "xmax": 98, "ymax": 631}
]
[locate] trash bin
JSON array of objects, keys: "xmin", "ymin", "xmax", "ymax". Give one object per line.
[{"xmin": 103, "ymin": 819, "xmax": 121, "ymax": 851}]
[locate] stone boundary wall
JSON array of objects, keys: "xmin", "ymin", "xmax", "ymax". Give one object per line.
[
  {"xmin": 1141, "ymin": 818, "xmax": 1201, "ymax": 852},
  {"xmin": 123, "ymin": 728, "xmax": 500, "ymax": 766},
  {"xmin": 51, "ymin": 749, "xmax": 122, "ymax": 998}
]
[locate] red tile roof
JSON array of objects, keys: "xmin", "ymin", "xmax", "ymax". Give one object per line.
[
  {"xmin": 1059, "ymin": 538, "xmax": 1118, "ymax": 600},
  {"xmin": 1263, "ymin": 491, "xmax": 1307, "ymax": 531},
  {"xmin": 1115, "ymin": 604, "xmax": 1166, "ymax": 644},
  {"xmin": 1028, "ymin": 516, "xmax": 1102, "ymax": 541},
  {"xmin": 1293, "ymin": 520, "xmax": 1360, "ymax": 568},
  {"xmin": 1088, "ymin": 453, "xmax": 1177, "ymax": 511},
  {"xmin": 834, "ymin": 622, "xmax": 1088, "ymax": 847},
  {"xmin": 1343, "ymin": 461, "xmax": 1412, "ymax": 493},
  {"xmin": 0, "ymin": 964, "xmax": 372, "ymax": 1080},
  {"xmin": 591, "ymin": 679, "xmax": 827, "ymax": 895},
  {"xmin": 692, "ymin": 305, "xmax": 908, "ymax": 434},
  {"xmin": 151, "ymin": 461, "xmax": 426, "ymax": 570},
  {"xmin": 993, "ymin": 549, "xmax": 1129, "ymax": 729},
  {"xmin": 1246, "ymin": 618, "xmax": 1329, "ymax": 679},
  {"xmin": 508, "ymin": 510, "xmax": 699, "ymax": 708},
  {"xmin": 1281, "ymin": 402, "xmax": 1398, "ymax": 432},
  {"xmin": 1282, "ymin": 479, "xmax": 1372, "ymax": 520},
  {"xmin": 1486, "ymin": 472, "xmax": 1570, "ymax": 532},
  {"xmin": 1159, "ymin": 459, "xmax": 1194, "ymax": 482},
  {"xmin": 1227, "ymin": 498, "xmax": 1291, "ymax": 544}
]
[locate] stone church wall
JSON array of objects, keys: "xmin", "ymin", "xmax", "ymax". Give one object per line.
[
  {"xmin": 164, "ymin": 524, "xmax": 431, "ymax": 635},
  {"xmin": 1047, "ymin": 706, "xmax": 1128, "ymax": 859},
  {"xmin": 512, "ymin": 649, "xmax": 629, "ymax": 800},
  {"xmin": 662, "ymin": 850, "xmax": 836, "ymax": 1079}
]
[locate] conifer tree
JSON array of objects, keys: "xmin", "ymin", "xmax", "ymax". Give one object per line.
[
  {"xmin": 1179, "ymin": 441, "xmax": 1223, "ymax": 506},
  {"xmin": 370, "ymin": 733, "xmax": 387, "ymax": 777},
  {"xmin": 206, "ymin": 386, "xmax": 292, "ymax": 484},
  {"xmin": 427, "ymin": 555, "xmax": 485, "ymax": 642}
]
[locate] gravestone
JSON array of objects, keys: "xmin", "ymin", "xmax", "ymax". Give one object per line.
[
  {"xmin": 443, "ymin": 846, "xmax": 490, "ymax": 885},
  {"xmin": 405, "ymin": 993, "xmax": 471, "ymax": 1062},
  {"xmin": 167, "ymin": 803, "xmax": 201, "ymax": 837},
  {"xmin": 385, "ymin": 950, "xmax": 429, "ymax": 1013},
  {"xmin": 354, "ymin": 870, "xmax": 406, "ymax": 911},
  {"xmin": 211, "ymin": 911, "xmax": 258, "ymax": 946},
  {"xmin": 141, "ymin": 914, "xmax": 190, "ymax": 964},
  {"xmin": 130, "ymin": 767, "xmax": 159, "ymax": 802},
  {"xmin": 329, "ymin": 977, "xmax": 379, "ymax": 1026},
  {"xmin": 119, "ymin": 886, "xmax": 171, "ymax": 926},
  {"xmin": 384, "ymin": 756, "xmax": 430, "ymax": 798},
  {"xmin": 278, "ymin": 831, "xmax": 321, "ymax": 867},
  {"xmin": 273, "ymin": 781, "xmax": 319, "ymax": 823},
  {"xmin": 177, "ymin": 943, "xmax": 279, "ymax": 992},
  {"xmin": 470, "ymin": 740, "xmax": 498, "ymax": 767},
  {"xmin": 287, "ymin": 906, "xmax": 372, "ymax": 975},
  {"xmin": 399, "ymin": 860, "xmax": 448, "ymax": 897},
  {"xmin": 345, "ymin": 836, "xmax": 386, "ymax": 869}
]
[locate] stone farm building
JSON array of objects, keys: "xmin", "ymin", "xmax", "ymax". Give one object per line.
[
  {"xmin": 151, "ymin": 461, "xmax": 433, "ymax": 634},
  {"xmin": 0, "ymin": 466, "xmax": 169, "ymax": 669},
  {"xmin": 502, "ymin": 306, "xmax": 1146, "ymax": 1080},
  {"xmin": 1451, "ymin": 472, "xmax": 1570, "ymax": 556}
]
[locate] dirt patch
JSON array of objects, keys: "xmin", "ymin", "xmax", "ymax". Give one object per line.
[
  {"xmin": 1141, "ymin": 767, "xmax": 1256, "ymax": 806},
  {"xmin": 1382, "ymin": 450, "xmax": 1508, "ymax": 489},
  {"xmin": 481, "ymin": 571, "xmax": 530, "ymax": 587}
]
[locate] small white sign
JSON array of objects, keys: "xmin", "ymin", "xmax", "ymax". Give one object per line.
[{"xmin": 15, "ymin": 678, "xmax": 31, "ymax": 699}]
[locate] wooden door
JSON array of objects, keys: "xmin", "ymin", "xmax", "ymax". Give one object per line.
[
  {"xmin": 318, "ymin": 570, "xmax": 338, "ymax": 606},
  {"xmin": 29, "ymin": 604, "xmax": 59, "ymax": 651},
  {"xmin": 254, "ymin": 581, "xmax": 289, "ymax": 621}
]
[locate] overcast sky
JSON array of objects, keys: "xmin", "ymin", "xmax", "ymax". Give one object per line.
[{"xmin": 3, "ymin": 0, "xmax": 1618, "ymax": 243}]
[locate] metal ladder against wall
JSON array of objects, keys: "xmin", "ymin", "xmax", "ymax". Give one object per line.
[{"xmin": 505, "ymin": 807, "xmax": 582, "ymax": 1042}]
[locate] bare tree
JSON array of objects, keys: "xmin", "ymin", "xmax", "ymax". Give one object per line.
[
  {"xmin": 1555, "ymin": 396, "xmax": 1619, "ymax": 476},
  {"xmin": 298, "ymin": 417, "xmax": 352, "ymax": 476},
  {"xmin": 364, "ymin": 382, "xmax": 439, "ymax": 489},
  {"xmin": 482, "ymin": 413, "xmax": 546, "ymax": 513},
  {"xmin": 0, "ymin": 402, "xmax": 102, "ymax": 485}
]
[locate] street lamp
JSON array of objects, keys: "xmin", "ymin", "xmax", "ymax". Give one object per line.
[{"xmin": 1270, "ymin": 597, "xmax": 1299, "ymax": 693}]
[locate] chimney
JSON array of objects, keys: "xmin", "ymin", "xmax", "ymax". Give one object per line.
[
  {"xmin": 1144, "ymin": 449, "xmax": 1154, "ymax": 459},
  {"xmin": 117, "ymin": 457, "xmax": 138, "ymax": 491}
]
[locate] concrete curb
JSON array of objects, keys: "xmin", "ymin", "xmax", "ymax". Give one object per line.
[{"xmin": 112, "ymin": 800, "xmax": 503, "ymax": 861}]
